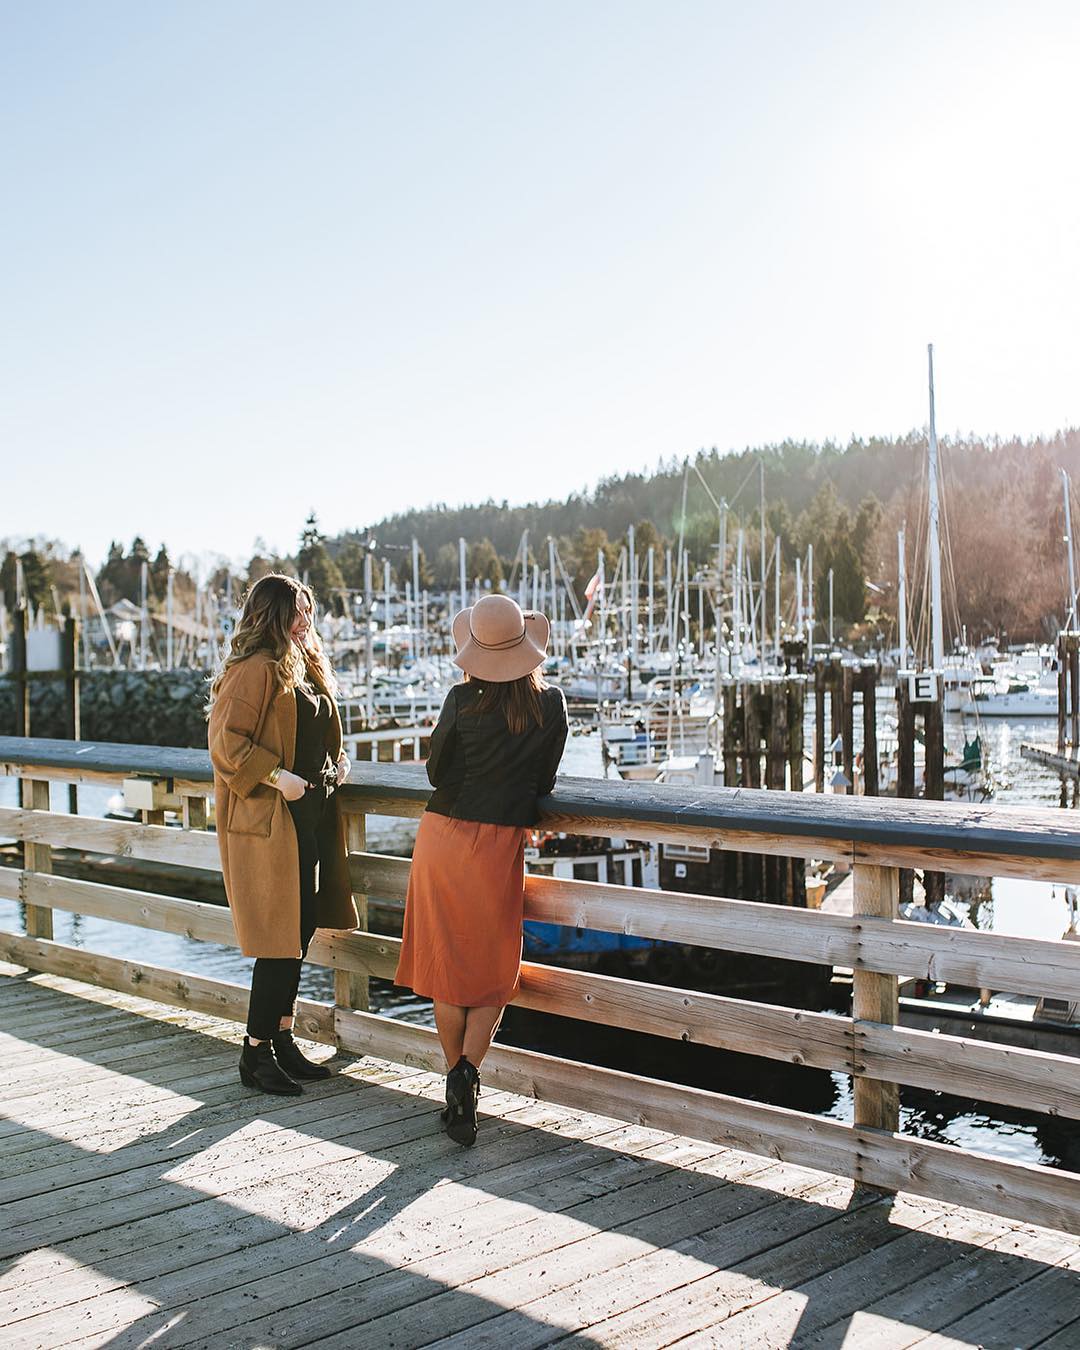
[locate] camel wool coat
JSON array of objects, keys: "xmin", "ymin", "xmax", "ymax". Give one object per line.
[{"xmin": 207, "ymin": 651, "xmax": 358, "ymax": 958}]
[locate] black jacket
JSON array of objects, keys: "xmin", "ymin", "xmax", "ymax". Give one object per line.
[{"xmin": 425, "ymin": 681, "xmax": 569, "ymax": 826}]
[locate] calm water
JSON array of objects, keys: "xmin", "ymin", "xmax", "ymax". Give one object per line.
[{"xmin": 1, "ymin": 700, "xmax": 1076, "ymax": 1167}]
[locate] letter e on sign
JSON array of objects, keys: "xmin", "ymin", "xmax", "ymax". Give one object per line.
[{"xmin": 908, "ymin": 673, "xmax": 938, "ymax": 703}]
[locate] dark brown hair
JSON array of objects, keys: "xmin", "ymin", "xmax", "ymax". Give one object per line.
[{"xmin": 463, "ymin": 668, "xmax": 547, "ymax": 735}]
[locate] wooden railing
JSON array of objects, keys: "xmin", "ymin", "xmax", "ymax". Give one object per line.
[{"xmin": 2, "ymin": 736, "xmax": 1080, "ymax": 1236}]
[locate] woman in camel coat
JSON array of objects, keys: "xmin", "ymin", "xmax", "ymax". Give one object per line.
[{"xmin": 208, "ymin": 574, "xmax": 357, "ymax": 1094}]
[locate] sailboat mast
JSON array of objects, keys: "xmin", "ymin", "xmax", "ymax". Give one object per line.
[
  {"xmin": 927, "ymin": 343, "xmax": 945, "ymax": 670},
  {"xmin": 898, "ymin": 527, "xmax": 908, "ymax": 667},
  {"xmin": 1062, "ymin": 469, "xmax": 1077, "ymax": 628}
]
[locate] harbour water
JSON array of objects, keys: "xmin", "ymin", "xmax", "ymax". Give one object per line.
[{"xmin": 1, "ymin": 699, "xmax": 1076, "ymax": 1169}]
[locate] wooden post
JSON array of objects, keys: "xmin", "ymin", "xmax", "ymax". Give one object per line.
[
  {"xmin": 1070, "ymin": 637, "xmax": 1080, "ymax": 751},
  {"xmin": 787, "ymin": 675, "xmax": 807, "ymax": 904},
  {"xmin": 767, "ymin": 680, "xmax": 788, "ymax": 902},
  {"xmin": 182, "ymin": 796, "xmax": 208, "ymax": 832},
  {"xmin": 1059, "ymin": 632, "xmax": 1068, "ymax": 754},
  {"xmin": 896, "ymin": 678, "xmax": 915, "ymax": 906},
  {"xmin": 21, "ymin": 778, "xmax": 53, "ymax": 940},
  {"xmin": 841, "ymin": 662, "xmax": 855, "ymax": 789},
  {"xmin": 852, "ymin": 863, "xmax": 900, "ymax": 1155},
  {"xmin": 861, "ymin": 664, "xmax": 879, "ymax": 796},
  {"xmin": 787, "ymin": 677, "xmax": 804, "ymax": 794},
  {"xmin": 923, "ymin": 674, "xmax": 945, "ymax": 906},
  {"xmin": 336, "ymin": 811, "xmax": 370, "ymax": 1019},
  {"xmin": 813, "ymin": 662, "xmax": 825, "ymax": 793},
  {"xmin": 721, "ymin": 681, "xmax": 739, "ymax": 789},
  {"xmin": 62, "ymin": 614, "xmax": 80, "ymax": 815}
]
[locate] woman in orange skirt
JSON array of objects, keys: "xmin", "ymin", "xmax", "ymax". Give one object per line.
[{"xmin": 395, "ymin": 593, "xmax": 568, "ymax": 1146}]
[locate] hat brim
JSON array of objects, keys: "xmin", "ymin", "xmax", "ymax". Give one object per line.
[{"xmin": 452, "ymin": 607, "xmax": 551, "ymax": 682}]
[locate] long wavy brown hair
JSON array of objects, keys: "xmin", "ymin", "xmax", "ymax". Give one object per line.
[
  {"xmin": 205, "ymin": 573, "xmax": 339, "ymax": 715},
  {"xmin": 463, "ymin": 668, "xmax": 546, "ymax": 735}
]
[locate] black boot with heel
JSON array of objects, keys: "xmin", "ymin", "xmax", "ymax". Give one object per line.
[
  {"xmin": 443, "ymin": 1056, "xmax": 480, "ymax": 1146},
  {"xmin": 271, "ymin": 1029, "xmax": 333, "ymax": 1080},
  {"xmin": 239, "ymin": 1036, "xmax": 303, "ymax": 1095}
]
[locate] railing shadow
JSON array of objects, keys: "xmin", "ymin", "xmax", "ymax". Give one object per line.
[{"xmin": 2, "ymin": 975, "xmax": 1075, "ymax": 1348}]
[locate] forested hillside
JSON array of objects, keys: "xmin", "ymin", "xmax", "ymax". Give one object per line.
[
  {"xmin": 341, "ymin": 429, "xmax": 1080, "ymax": 645},
  {"xmin": 7, "ymin": 429, "xmax": 1080, "ymax": 649}
]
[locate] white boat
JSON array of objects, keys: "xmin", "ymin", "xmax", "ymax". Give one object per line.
[{"xmin": 960, "ymin": 676, "xmax": 1058, "ymax": 718}]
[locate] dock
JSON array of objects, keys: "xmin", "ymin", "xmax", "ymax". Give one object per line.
[
  {"xmin": 1021, "ymin": 741, "xmax": 1080, "ymax": 780},
  {"xmin": 3, "ymin": 965, "xmax": 1079, "ymax": 1349},
  {"xmin": 2, "ymin": 736, "xmax": 1080, "ymax": 1345}
]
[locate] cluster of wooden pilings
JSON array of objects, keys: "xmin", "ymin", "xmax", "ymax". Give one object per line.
[
  {"xmin": 718, "ymin": 675, "xmax": 807, "ymax": 908},
  {"xmin": 812, "ymin": 656, "xmax": 879, "ymax": 795},
  {"xmin": 812, "ymin": 657, "xmax": 945, "ymax": 903}
]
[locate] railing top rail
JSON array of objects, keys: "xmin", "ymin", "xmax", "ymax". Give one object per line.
[{"xmin": 4, "ymin": 735, "xmax": 1080, "ymax": 865}]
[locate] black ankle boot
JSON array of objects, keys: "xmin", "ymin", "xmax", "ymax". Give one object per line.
[
  {"xmin": 239, "ymin": 1037, "xmax": 302, "ymax": 1096},
  {"xmin": 443, "ymin": 1056, "xmax": 480, "ymax": 1146},
  {"xmin": 271, "ymin": 1029, "xmax": 332, "ymax": 1080}
]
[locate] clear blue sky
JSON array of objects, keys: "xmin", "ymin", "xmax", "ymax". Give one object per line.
[{"xmin": 4, "ymin": 0, "xmax": 1078, "ymax": 574}]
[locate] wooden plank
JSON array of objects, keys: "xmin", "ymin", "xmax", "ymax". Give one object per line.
[
  {"xmin": 0, "ymin": 805, "xmax": 222, "ymax": 870},
  {"xmin": 807, "ymin": 1222, "xmax": 1079, "ymax": 1350},
  {"xmin": 182, "ymin": 796, "xmax": 208, "ymax": 832},
  {"xmin": 856, "ymin": 1021, "xmax": 1080, "ymax": 1122},
  {"xmin": 354, "ymin": 852, "xmax": 1080, "ymax": 1000},
  {"xmin": 333, "ymin": 1163, "xmax": 843, "ymax": 1350},
  {"xmin": 6, "ymin": 739, "xmax": 1080, "ymax": 877},
  {"xmin": 324, "ymin": 930, "xmax": 1080, "ymax": 1121},
  {"xmin": 125, "ymin": 1139, "xmax": 760, "ymax": 1350},
  {"xmin": 20, "ymin": 872, "xmax": 236, "ymax": 944},
  {"xmin": 335, "ymin": 811, "xmax": 369, "ymax": 1017},
  {"xmin": 852, "ymin": 864, "xmax": 900, "ymax": 1136},
  {"xmin": 0, "ymin": 931, "xmax": 333, "ymax": 1044},
  {"xmin": 515, "ymin": 962, "xmax": 854, "ymax": 1070},
  {"xmin": 335, "ymin": 1006, "xmax": 1080, "ymax": 1235},
  {"xmin": 11, "ymin": 868, "xmax": 1080, "ymax": 1119},
  {"xmin": 1, "ymin": 1102, "xmax": 640, "ymax": 1336},
  {"xmin": 13, "ymin": 1119, "xmax": 728, "ymax": 1348},
  {"xmin": 914, "ymin": 1243, "xmax": 1080, "ymax": 1349},
  {"xmin": 20, "ymin": 780, "xmax": 52, "ymax": 940},
  {"xmin": 663, "ymin": 1201, "xmax": 1010, "ymax": 1350}
]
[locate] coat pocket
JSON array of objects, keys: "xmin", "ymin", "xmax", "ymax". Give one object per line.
[{"xmin": 226, "ymin": 787, "xmax": 277, "ymax": 838}]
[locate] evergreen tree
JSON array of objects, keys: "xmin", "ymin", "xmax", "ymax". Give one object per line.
[
  {"xmin": 468, "ymin": 538, "xmax": 504, "ymax": 589},
  {"xmin": 296, "ymin": 512, "xmax": 344, "ymax": 605}
]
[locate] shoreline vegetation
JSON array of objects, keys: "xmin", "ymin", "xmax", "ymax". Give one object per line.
[{"xmin": 8, "ymin": 427, "xmax": 1080, "ymax": 647}]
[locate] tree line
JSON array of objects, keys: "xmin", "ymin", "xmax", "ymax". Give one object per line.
[{"xmin": 7, "ymin": 427, "xmax": 1080, "ymax": 648}]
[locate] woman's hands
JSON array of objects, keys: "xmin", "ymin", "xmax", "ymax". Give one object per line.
[
  {"xmin": 273, "ymin": 769, "xmax": 307, "ymax": 802},
  {"xmin": 335, "ymin": 752, "xmax": 351, "ymax": 786}
]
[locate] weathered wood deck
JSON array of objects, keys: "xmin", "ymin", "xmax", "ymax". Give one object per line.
[{"xmin": 2, "ymin": 964, "xmax": 1078, "ymax": 1350}]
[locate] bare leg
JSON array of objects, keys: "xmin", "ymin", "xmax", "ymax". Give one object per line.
[
  {"xmin": 462, "ymin": 1005, "xmax": 504, "ymax": 1068},
  {"xmin": 433, "ymin": 1001, "xmax": 467, "ymax": 1068}
]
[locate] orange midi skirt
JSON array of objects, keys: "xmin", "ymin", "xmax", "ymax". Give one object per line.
[{"xmin": 394, "ymin": 811, "xmax": 527, "ymax": 1007}]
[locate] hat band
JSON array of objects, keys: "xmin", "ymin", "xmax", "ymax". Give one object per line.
[{"xmin": 468, "ymin": 621, "xmax": 528, "ymax": 652}]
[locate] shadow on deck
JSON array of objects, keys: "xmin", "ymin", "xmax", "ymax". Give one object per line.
[{"xmin": 1, "ymin": 966, "xmax": 1078, "ymax": 1350}]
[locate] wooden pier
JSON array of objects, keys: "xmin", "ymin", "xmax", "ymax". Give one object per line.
[{"xmin": 2, "ymin": 738, "xmax": 1080, "ymax": 1345}]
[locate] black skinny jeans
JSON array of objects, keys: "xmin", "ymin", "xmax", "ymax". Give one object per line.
[{"xmin": 246, "ymin": 786, "xmax": 334, "ymax": 1040}]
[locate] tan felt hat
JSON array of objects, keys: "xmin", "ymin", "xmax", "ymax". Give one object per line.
[{"xmin": 452, "ymin": 594, "xmax": 550, "ymax": 682}]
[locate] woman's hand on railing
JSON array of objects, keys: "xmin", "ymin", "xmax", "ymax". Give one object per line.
[
  {"xmin": 274, "ymin": 769, "xmax": 308, "ymax": 802},
  {"xmin": 335, "ymin": 752, "xmax": 351, "ymax": 786}
]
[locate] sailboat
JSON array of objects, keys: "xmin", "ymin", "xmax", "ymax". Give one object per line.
[{"xmin": 891, "ymin": 346, "xmax": 997, "ymax": 799}]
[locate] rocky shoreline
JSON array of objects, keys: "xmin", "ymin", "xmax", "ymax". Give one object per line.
[{"xmin": 0, "ymin": 669, "xmax": 210, "ymax": 747}]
